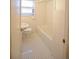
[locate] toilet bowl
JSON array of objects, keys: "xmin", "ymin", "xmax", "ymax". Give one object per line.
[{"xmin": 21, "ymin": 23, "xmax": 32, "ymax": 33}]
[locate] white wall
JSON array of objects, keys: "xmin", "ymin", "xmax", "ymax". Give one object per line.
[
  {"xmin": 40, "ymin": 0, "xmax": 54, "ymax": 37},
  {"xmin": 35, "ymin": 1, "xmax": 47, "ymax": 26}
]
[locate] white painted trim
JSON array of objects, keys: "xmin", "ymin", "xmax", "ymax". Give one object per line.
[{"xmin": 37, "ymin": 26, "xmax": 53, "ymax": 40}]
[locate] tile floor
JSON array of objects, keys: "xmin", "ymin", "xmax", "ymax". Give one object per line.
[{"xmin": 21, "ymin": 31, "xmax": 54, "ymax": 59}]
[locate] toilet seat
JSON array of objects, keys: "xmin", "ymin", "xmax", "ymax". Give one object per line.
[{"xmin": 21, "ymin": 23, "xmax": 32, "ymax": 32}]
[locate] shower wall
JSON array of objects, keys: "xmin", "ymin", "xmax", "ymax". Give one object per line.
[
  {"xmin": 35, "ymin": 1, "xmax": 47, "ymax": 26},
  {"xmin": 39, "ymin": 0, "xmax": 54, "ymax": 37}
]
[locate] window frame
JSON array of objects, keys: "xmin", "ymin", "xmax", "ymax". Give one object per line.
[{"xmin": 21, "ymin": 0, "xmax": 35, "ymax": 16}]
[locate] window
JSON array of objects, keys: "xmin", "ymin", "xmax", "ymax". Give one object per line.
[
  {"xmin": 16, "ymin": 0, "xmax": 20, "ymax": 15},
  {"xmin": 21, "ymin": 0, "xmax": 35, "ymax": 16}
]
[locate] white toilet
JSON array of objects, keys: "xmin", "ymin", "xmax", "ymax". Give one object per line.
[{"xmin": 21, "ymin": 23, "xmax": 32, "ymax": 34}]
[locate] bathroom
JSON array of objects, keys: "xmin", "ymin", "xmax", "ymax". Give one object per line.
[{"xmin": 11, "ymin": 0, "xmax": 69, "ymax": 59}]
